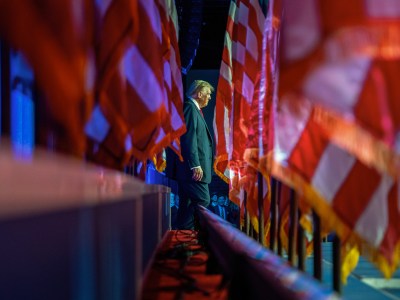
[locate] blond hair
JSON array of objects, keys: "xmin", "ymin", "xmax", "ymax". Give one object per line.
[{"xmin": 186, "ymin": 80, "xmax": 215, "ymax": 98}]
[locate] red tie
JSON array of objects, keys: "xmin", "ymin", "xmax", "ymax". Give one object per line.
[{"xmin": 200, "ymin": 109, "xmax": 204, "ymax": 117}]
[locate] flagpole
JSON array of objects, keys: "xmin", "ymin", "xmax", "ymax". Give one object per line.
[
  {"xmin": 243, "ymin": 190, "xmax": 250, "ymax": 235},
  {"xmin": 288, "ymin": 188, "xmax": 298, "ymax": 266},
  {"xmin": 257, "ymin": 172, "xmax": 265, "ymax": 246},
  {"xmin": 333, "ymin": 234, "xmax": 342, "ymax": 294},
  {"xmin": 277, "ymin": 181, "xmax": 283, "ymax": 256},
  {"xmin": 269, "ymin": 177, "xmax": 277, "ymax": 251},
  {"xmin": 313, "ymin": 210, "xmax": 322, "ymax": 280},
  {"xmin": 297, "ymin": 209, "xmax": 305, "ymax": 271}
]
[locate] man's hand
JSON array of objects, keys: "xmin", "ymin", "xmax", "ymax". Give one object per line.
[{"xmin": 192, "ymin": 166, "xmax": 203, "ymax": 181}]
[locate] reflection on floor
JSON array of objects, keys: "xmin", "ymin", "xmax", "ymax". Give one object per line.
[{"xmin": 305, "ymin": 243, "xmax": 400, "ymax": 300}]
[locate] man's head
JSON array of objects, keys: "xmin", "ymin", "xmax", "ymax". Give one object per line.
[
  {"xmin": 186, "ymin": 80, "xmax": 214, "ymax": 108},
  {"xmin": 211, "ymin": 194, "xmax": 218, "ymax": 206},
  {"xmin": 217, "ymin": 196, "xmax": 225, "ymax": 206},
  {"xmin": 170, "ymin": 193, "xmax": 180, "ymax": 207}
]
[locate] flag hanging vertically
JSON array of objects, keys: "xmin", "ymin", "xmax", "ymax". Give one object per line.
[
  {"xmin": 244, "ymin": 0, "xmax": 286, "ymax": 233},
  {"xmin": 155, "ymin": 0, "xmax": 186, "ymax": 162},
  {"xmin": 86, "ymin": 0, "xmax": 185, "ymax": 169},
  {"xmin": 0, "ymin": 0, "xmax": 95, "ymax": 156},
  {"xmin": 214, "ymin": 0, "xmax": 266, "ymax": 208},
  {"xmin": 214, "ymin": 0, "xmax": 236, "ymax": 183},
  {"xmin": 84, "ymin": 0, "xmax": 139, "ymax": 169}
]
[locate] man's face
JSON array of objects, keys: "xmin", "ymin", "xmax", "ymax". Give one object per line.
[
  {"xmin": 197, "ymin": 87, "xmax": 212, "ymax": 108},
  {"xmin": 217, "ymin": 196, "xmax": 225, "ymax": 206}
]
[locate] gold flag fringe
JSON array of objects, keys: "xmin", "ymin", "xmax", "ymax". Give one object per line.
[{"xmin": 261, "ymin": 152, "xmax": 400, "ymax": 280}]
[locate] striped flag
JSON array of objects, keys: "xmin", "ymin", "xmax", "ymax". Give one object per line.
[
  {"xmin": 265, "ymin": 0, "xmax": 400, "ymax": 278},
  {"xmin": 258, "ymin": 0, "xmax": 281, "ymax": 177},
  {"xmin": 272, "ymin": 92, "xmax": 400, "ymax": 278},
  {"xmin": 84, "ymin": 0, "xmax": 140, "ymax": 168},
  {"xmin": 95, "ymin": 0, "xmax": 139, "ymax": 91},
  {"xmin": 0, "ymin": 0, "xmax": 95, "ymax": 156},
  {"xmin": 278, "ymin": 0, "xmax": 400, "ymax": 177},
  {"xmin": 214, "ymin": 0, "xmax": 266, "ymax": 208},
  {"xmin": 214, "ymin": 0, "xmax": 237, "ymax": 183},
  {"xmin": 156, "ymin": 0, "xmax": 186, "ymax": 160},
  {"xmin": 86, "ymin": 0, "xmax": 183, "ymax": 169},
  {"xmin": 147, "ymin": 0, "xmax": 186, "ymax": 173},
  {"xmin": 243, "ymin": 0, "xmax": 282, "ymax": 239}
]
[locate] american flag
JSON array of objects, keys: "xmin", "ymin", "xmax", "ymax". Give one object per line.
[
  {"xmin": 0, "ymin": 0, "xmax": 95, "ymax": 156},
  {"xmin": 214, "ymin": 0, "xmax": 266, "ymax": 200},
  {"xmin": 85, "ymin": 0, "xmax": 184, "ymax": 169},
  {"xmin": 84, "ymin": 0, "xmax": 139, "ymax": 168},
  {"xmin": 271, "ymin": 0, "xmax": 400, "ymax": 276},
  {"xmin": 156, "ymin": 0, "xmax": 186, "ymax": 162},
  {"xmin": 213, "ymin": 0, "xmax": 400, "ymax": 277},
  {"xmin": 278, "ymin": 0, "xmax": 400, "ymax": 177},
  {"xmin": 241, "ymin": 0, "xmax": 282, "ymax": 239},
  {"xmin": 272, "ymin": 96, "xmax": 399, "ymax": 277}
]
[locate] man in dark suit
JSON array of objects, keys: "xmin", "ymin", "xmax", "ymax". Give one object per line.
[
  {"xmin": 176, "ymin": 80, "xmax": 214, "ymax": 229},
  {"xmin": 210, "ymin": 195, "xmax": 228, "ymax": 221},
  {"xmin": 170, "ymin": 193, "xmax": 179, "ymax": 229}
]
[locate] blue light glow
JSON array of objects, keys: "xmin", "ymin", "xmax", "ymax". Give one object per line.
[{"xmin": 11, "ymin": 88, "xmax": 34, "ymax": 158}]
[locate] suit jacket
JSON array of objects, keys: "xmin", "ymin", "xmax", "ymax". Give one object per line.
[
  {"xmin": 210, "ymin": 205, "xmax": 227, "ymax": 220},
  {"xmin": 177, "ymin": 100, "xmax": 213, "ymax": 184}
]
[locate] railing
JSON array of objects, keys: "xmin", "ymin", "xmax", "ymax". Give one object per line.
[
  {"xmin": 197, "ymin": 206, "xmax": 340, "ymax": 300},
  {"xmin": 242, "ymin": 176, "xmax": 343, "ymax": 294},
  {"xmin": 0, "ymin": 145, "xmax": 170, "ymax": 300}
]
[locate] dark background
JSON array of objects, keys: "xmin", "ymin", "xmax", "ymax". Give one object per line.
[{"xmin": 176, "ymin": 0, "xmax": 230, "ymax": 71}]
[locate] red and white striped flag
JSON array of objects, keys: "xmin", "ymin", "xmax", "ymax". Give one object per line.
[
  {"xmin": 156, "ymin": 0, "xmax": 186, "ymax": 161},
  {"xmin": 258, "ymin": 0, "xmax": 281, "ymax": 177},
  {"xmin": 214, "ymin": 0, "xmax": 266, "ymax": 207},
  {"xmin": 273, "ymin": 90, "xmax": 400, "ymax": 278},
  {"xmin": 214, "ymin": 0, "xmax": 237, "ymax": 182},
  {"xmin": 0, "ymin": 0, "xmax": 95, "ymax": 156},
  {"xmin": 86, "ymin": 0, "xmax": 180, "ymax": 169},
  {"xmin": 84, "ymin": 0, "xmax": 140, "ymax": 168},
  {"xmin": 279, "ymin": 0, "xmax": 400, "ymax": 177},
  {"xmin": 243, "ymin": 0, "xmax": 282, "ymax": 238},
  {"xmin": 268, "ymin": 0, "xmax": 400, "ymax": 278}
]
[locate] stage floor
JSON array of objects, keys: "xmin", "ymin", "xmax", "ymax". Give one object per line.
[
  {"xmin": 142, "ymin": 230, "xmax": 399, "ymax": 299},
  {"xmin": 305, "ymin": 243, "xmax": 400, "ymax": 300},
  {"xmin": 141, "ymin": 230, "xmax": 228, "ymax": 299}
]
